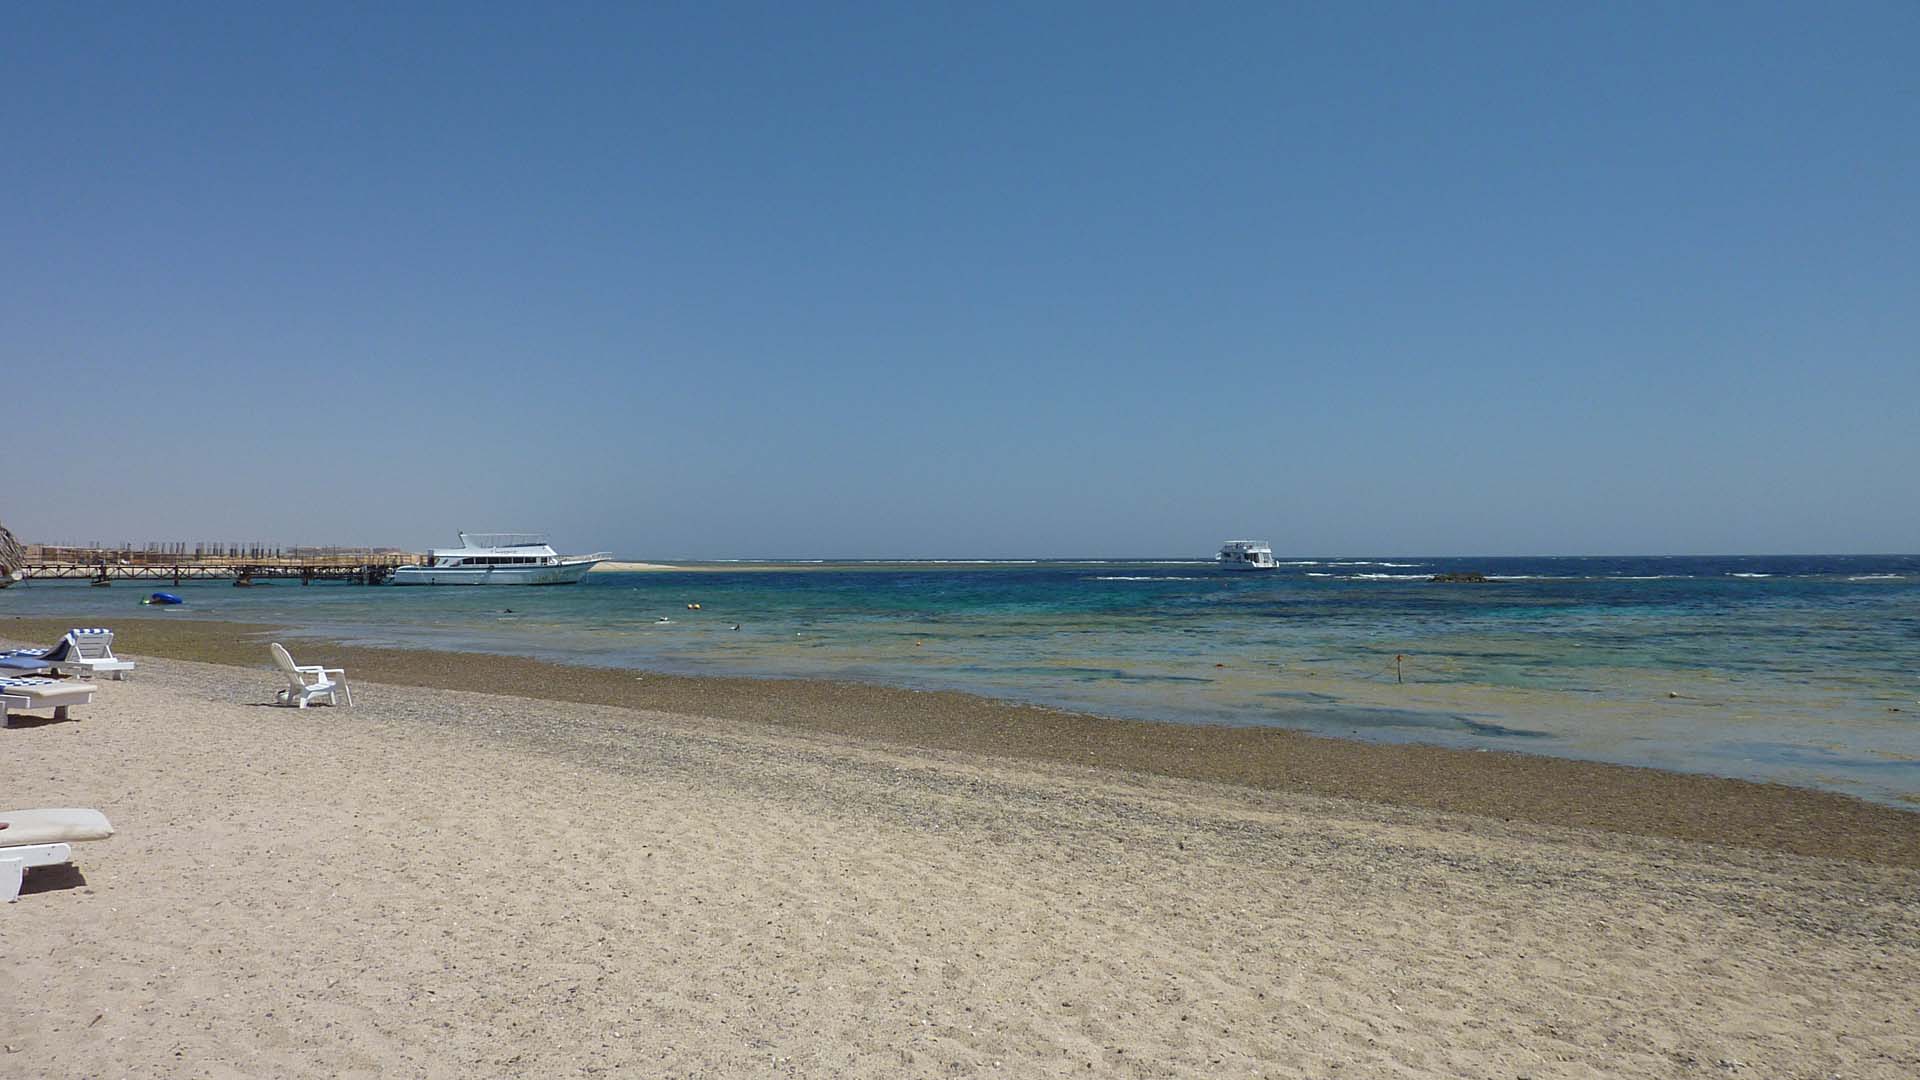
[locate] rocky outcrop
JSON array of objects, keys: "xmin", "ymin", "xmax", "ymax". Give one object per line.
[{"xmin": 0, "ymin": 521, "xmax": 23, "ymax": 586}]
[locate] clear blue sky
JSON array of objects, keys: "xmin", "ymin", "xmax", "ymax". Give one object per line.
[{"xmin": 4, "ymin": 3, "xmax": 1915, "ymax": 557}]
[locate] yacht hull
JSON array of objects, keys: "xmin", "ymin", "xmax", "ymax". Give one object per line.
[{"xmin": 388, "ymin": 558, "xmax": 601, "ymax": 586}]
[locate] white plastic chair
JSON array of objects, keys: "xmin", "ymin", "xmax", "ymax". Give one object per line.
[
  {"xmin": 57, "ymin": 628, "xmax": 136, "ymax": 681},
  {"xmin": 270, "ymin": 643, "xmax": 352, "ymax": 708}
]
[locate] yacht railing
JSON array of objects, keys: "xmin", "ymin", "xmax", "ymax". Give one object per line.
[{"xmin": 458, "ymin": 532, "xmax": 550, "ymax": 549}]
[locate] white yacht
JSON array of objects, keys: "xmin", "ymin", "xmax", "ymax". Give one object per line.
[
  {"xmin": 389, "ymin": 533, "xmax": 610, "ymax": 586},
  {"xmin": 1217, "ymin": 540, "xmax": 1278, "ymax": 571}
]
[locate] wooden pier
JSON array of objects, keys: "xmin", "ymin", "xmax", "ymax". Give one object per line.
[{"xmin": 15, "ymin": 544, "xmax": 424, "ymax": 586}]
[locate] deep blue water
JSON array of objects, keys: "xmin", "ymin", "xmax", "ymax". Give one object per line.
[{"xmin": 7, "ymin": 554, "xmax": 1918, "ymax": 805}]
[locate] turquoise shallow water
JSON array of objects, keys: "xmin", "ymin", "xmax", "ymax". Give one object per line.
[{"xmin": 7, "ymin": 554, "xmax": 1919, "ymax": 806}]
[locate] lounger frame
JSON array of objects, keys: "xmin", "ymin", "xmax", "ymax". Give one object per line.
[
  {"xmin": 2, "ymin": 628, "xmax": 134, "ymax": 681},
  {"xmin": 0, "ymin": 843, "xmax": 72, "ymax": 902}
]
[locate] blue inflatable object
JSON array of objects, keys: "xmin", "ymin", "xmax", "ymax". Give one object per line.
[{"xmin": 145, "ymin": 592, "xmax": 184, "ymax": 606}]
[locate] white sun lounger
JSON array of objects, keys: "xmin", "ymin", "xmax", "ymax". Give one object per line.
[
  {"xmin": 271, "ymin": 643, "xmax": 352, "ymax": 708},
  {"xmin": 0, "ymin": 677, "xmax": 98, "ymax": 725},
  {"xmin": 57, "ymin": 628, "xmax": 135, "ymax": 681},
  {"xmin": 4, "ymin": 628, "xmax": 135, "ymax": 681},
  {"xmin": 1, "ymin": 808, "xmax": 114, "ymax": 902}
]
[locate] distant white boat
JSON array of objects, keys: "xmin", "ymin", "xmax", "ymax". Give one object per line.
[
  {"xmin": 389, "ymin": 533, "xmax": 610, "ymax": 586},
  {"xmin": 1217, "ymin": 540, "xmax": 1278, "ymax": 571}
]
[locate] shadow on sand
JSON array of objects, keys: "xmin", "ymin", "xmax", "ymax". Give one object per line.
[
  {"xmin": 19, "ymin": 863, "xmax": 89, "ymax": 897},
  {"xmin": 3, "ymin": 712, "xmax": 82, "ymax": 729}
]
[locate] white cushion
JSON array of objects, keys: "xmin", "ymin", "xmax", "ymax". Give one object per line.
[
  {"xmin": 0, "ymin": 808, "xmax": 115, "ymax": 846},
  {"xmin": 0, "ymin": 678, "xmax": 98, "ymax": 701}
]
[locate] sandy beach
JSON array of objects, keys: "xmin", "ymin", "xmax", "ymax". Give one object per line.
[{"xmin": 2, "ymin": 630, "xmax": 1917, "ymax": 1078}]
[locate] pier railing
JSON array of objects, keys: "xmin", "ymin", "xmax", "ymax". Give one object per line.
[{"xmin": 15, "ymin": 544, "xmax": 425, "ymax": 585}]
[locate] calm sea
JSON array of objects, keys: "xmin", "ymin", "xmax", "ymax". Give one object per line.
[{"xmin": 8, "ymin": 554, "xmax": 1919, "ymax": 806}]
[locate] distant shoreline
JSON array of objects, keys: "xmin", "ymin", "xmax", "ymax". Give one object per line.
[{"xmin": 588, "ymin": 560, "xmax": 868, "ymax": 573}]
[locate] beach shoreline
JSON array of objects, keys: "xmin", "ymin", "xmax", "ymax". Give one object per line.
[
  {"xmin": 7, "ymin": 615, "xmax": 1917, "ymax": 867},
  {"xmin": 10, "ymin": 556, "xmax": 1916, "ymax": 808}
]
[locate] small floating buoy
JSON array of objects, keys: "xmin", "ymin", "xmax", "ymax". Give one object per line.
[
  {"xmin": 687, "ymin": 602, "xmax": 700, "ymax": 610},
  {"xmin": 915, "ymin": 640, "xmax": 924, "ymax": 647}
]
